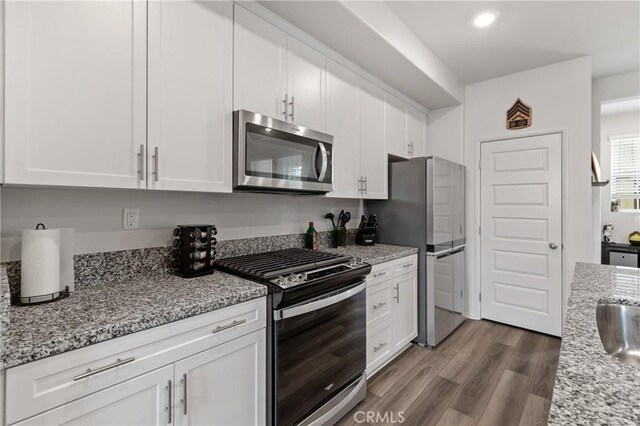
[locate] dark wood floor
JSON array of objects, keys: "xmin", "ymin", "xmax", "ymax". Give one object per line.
[{"xmin": 338, "ymin": 320, "xmax": 562, "ymax": 426}]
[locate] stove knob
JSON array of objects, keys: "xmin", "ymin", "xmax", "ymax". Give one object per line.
[
  {"xmin": 297, "ymin": 274, "xmax": 305, "ymax": 281},
  {"xmin": 287, "ymin": 274, "xmax": 298, "ymax": 283},
  {"xmin": 356, "ymin": 257, "xmax": 364, "ymax": 264},
  {"xmin": 276, "ymin": 275, "xmax": 286, "ymax": 285}
]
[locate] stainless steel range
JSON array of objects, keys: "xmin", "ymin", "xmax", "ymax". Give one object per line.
[{"xmin": 215, "ymin": 248, "xmax": 371, "ymax": 426}]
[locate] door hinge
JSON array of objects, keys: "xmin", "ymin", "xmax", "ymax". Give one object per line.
[{"xmin": 479, "ymin": 293, "xmax": 482, "ymax": 302}]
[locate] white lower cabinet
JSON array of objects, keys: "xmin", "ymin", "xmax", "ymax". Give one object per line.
[
  {"xmin": 14, "ymin": 365, "xmax": 174, "ymax": 426},
  {"xmin": 174, "ymin": 330, "xmax": 266, "ymax": 426},
  {"xmin": 5, "ymin": 298, "xmax": 267, "ymax": 426},
  {"xmin": 365, "ymin": 255, "xmax": 418, "ymax": 377}
]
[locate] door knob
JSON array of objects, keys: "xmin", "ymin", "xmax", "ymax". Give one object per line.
[{"xmin": 549, "ymin": 242, "xmax": 558, "ymax": 250}]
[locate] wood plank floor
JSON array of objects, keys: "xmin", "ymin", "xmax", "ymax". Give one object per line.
[{"xmin": 337, "ymin": 320, "xmax": 561, "ymax": 426}]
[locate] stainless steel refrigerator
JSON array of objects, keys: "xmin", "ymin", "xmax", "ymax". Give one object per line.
[{"xmin": 369, "ymin": 156, "xmax": 466, "ymax": 347}]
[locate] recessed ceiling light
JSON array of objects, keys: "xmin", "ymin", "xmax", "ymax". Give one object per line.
[{"xmin": 473, "ymin": 11, "xmax": 498, "ymax": 28}]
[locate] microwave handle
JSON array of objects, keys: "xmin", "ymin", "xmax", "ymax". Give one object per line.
[{"xmin": 317, "ymin": 142, "xmax": 328, "ymax": 182}]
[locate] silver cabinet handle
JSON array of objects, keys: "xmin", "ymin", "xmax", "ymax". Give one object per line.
[
  {"xmin": 212, "ymin": 319, "xmax": 246, "ymax": 334},
  {"xmin": 402, "ymin": 262, "xmax": 413, "ymax": 268},
  {"xmin": 373, "ymin": 342, "xmax": 387, "ymax": 352},
  {"xmin": 394, "ymin": 284, "xmax": 400, "ymax": 302},
  {"xmin": 549, "ymin": 242, "xmax": 558, "ymax": 250},
  {"xmin": 182, "ymin": 373, "xmax": 188, "ymax": 415},
  {"xmin": 137, "ymin": 144, "xmax": 145, "ymax": 181},
  {"xmin": 364, "ymin": 176, "xmax": 368, "ymax": 194},
  {"xmin": 373, "ymin": 272, "xmax": 387, "ymax": 278},
  {"xmin": 373, "ymin": 302, "xmax": 387, "ymax": 310},
  {"xmin": 153, "ymin": 147, "xmax": 159, "ymax": 182},
  {"xmin": 73, "ymin": 357, "xmax": 135, "ymax": 381},
  {"xmin": 282, "ymin": 94, "xmax": 288, "ymax": 119},
  {"xmin": 358, "ymin": 176, "xmax": 364, "ymax": 194},
  {"xmin": 167, "ymin": 380, "xmax": 173, "ymax": 423},
  {"xmin": 289, "ymin": 96, "xmax": 295, "ymax": 121}
]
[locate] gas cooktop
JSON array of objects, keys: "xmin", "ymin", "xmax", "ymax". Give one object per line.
[{"xmin": 214, "ymin": 248, "xmax": 371, "ymax": 308}]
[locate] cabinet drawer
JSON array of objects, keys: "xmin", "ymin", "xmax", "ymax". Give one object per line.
[
  {"xmin": 393, "ymin": 254, "xmax": 418, "ymax": 275},
  {"xmin": 366, "ymin": 320, "xmax": 392, "ymax": 376},
  {"xmin": 366, "ymin": 263, "xmax": 393, "ymax": 287},
  {"xmin": 6, "ymin": 297, "xmax": 266, "ymax": 425},
  {"xmin": 609, "ymin": 251, "xmax": 638, "ymax": 267},
  {"xmin": 366, "ymin": 280, "xmax": 393, "ymax": 325}
]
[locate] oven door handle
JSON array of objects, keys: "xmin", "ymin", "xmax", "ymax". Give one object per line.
[{"xmin": 274, "ymin": 282, "xmax": 366, "ymax": 320}]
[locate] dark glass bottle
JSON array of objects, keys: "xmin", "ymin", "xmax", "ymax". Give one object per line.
[{"xmin": 305, "ymin": 221, "xmax": 319, "ymax": 251}]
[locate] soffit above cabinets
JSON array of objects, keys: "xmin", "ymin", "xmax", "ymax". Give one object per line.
[{"xmin": 255, "ymin": 0, "xmax": 464, "ymax": 109}]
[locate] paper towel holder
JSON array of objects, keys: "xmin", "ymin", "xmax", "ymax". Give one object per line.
[{"xmin": 19, "ymin": 286, "xmax": 70, "ymax": 306}]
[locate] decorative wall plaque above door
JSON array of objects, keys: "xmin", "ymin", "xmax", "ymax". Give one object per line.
[{"xmin": 506, "ymin": 98, "xmax": 532, "ymax": 129}]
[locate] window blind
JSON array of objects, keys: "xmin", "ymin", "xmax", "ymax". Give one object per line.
[{"xmin": 611, "ymin": 136, "xmax": 640, "ymax": 199}]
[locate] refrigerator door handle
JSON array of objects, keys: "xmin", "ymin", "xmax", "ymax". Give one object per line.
[{"xmin": 427, "ymin": 248, "xmax": 454, "ymax": 257}]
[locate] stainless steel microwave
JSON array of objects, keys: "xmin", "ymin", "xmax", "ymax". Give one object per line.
[{"xmin": 233, "ymin": 110, "xmax": 333, "ymax": 194}]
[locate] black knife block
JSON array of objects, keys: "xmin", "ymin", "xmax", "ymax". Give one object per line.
[
  {"xmin": 356, "ymin": 228, "xmax": 376, "ymax": 246},
  {"xmin": 172, "ymin": 225, "xmax": 217, "ymax": 278}
]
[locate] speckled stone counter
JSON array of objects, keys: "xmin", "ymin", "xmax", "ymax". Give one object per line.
[
  {"xmin": 1, "ymin": 266, "xmax": 10, "ymax": 367},
  {"xmin": 326, "ymin": 244, "xmax": 418, "ymax": 265},
  {"xmin": 549, "ymin": 263, "xmax": 640, "ymax": 425},
  {"xmin": 2, "ymin": 271, "xmax": 266, "ymax": 369}
]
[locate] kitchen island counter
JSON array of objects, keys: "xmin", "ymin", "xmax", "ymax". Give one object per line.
[{"xmin": 549, "ymin": 262, "xmax": 640, "ymax": 425}]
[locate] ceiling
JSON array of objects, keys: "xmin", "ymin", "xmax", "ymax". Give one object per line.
[{"xmin": 385, "ymin": 1, "xmax": 640, "ymax": 84}]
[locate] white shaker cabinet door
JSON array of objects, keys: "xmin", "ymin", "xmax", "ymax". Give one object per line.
[
  {"xmin": 147, "ymin": 0, "xmax": 233, "ymax": 193},
  {"xmin": 286, "ymin": 36, "xmax": 326, "ymax": 131},
  {"xmin": 233, "ymin": 4, "xmax": 287, "ymax": 121},
  {"xmin": 385, "ymin": 94, "xmax": 408, "ymax": 159},
  {"xmin": 174, "ymin": 330, "xmax": 267, "ymax": 426},
  {"xmin": 326, "ymin": 60, "xmax": 360, "ymax": 199},
  {"xmin": 13, "ymin": 366, "xmax": 174, "ymax": 426},
  {"xmin": 407, "ymin": 105, "xmax": 426, "ymax": 158},
  {"xmin": 393, "ymin": 272, "xmax": 418, "ymax": 352},
  {"xmin": 358, "ymin": 78, "xmax": 387, "ymax": 200},
  {"xmin": 4, "ymin": 1, "xmax": 147, "ymax": 189}
]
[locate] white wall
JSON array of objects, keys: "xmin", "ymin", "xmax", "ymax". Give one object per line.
[
  {"xmin": 592, "ymin": 71, "xmax": 640, "ymax": 257},
  {"xmin": 599, "ymin": 110, "xmax": 640, "ymax": 243},
  {"xmin": 464, "ymin": 57, "xmax": 592, "ymax": 322},
  {"xmin": 426, "ymin": 105, "xmax": 464, "ymax": 164},
  {"xmin": 0, "ymin": 187, "xmax": 362, "ymax": 262}
]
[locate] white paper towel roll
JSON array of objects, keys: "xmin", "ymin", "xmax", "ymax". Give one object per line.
[{"xmin": 21, "ymin": 228, "xmax": 61, "ymax": 301}]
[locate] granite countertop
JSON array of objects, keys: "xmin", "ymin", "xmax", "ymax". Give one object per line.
[
  {"xmin": 2, "ymin": 271, "xmax": 267, "ymax": 369},
  {"xmin": 326, "ymin": 243, "xmax": 419, "ymax": 265},
  {"xmin": 1, "ymin": 267, "xmax": 10, "ymax": 368},
  {"xmin": 549, "ymin": 262, "xmax": 640, "ymax": 425}
]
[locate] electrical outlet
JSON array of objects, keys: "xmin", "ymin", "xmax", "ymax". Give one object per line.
[{"xmin": 123, "ymin": 208, "xmax": 139, "ymax": 230}]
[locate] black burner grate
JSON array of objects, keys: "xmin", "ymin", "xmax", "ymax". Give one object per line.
[{"xmin": 214, "ymin": 248, "xmax": 348, "ymax": 279}]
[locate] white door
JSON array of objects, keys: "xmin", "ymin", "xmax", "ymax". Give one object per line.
[
  {"xmin": 385, "ymin": 94, "xmax": 408, "ymax": 159},
  {"xmin": 480, "ymin": 133, "xmax": 562, "ymax": 336},
  {"xmin": 147, "ymin": 0, "xmax": 233, "ymax": 193},
  {"xmin": 407, "ymin": 105, "xmax": 426, "ymax": 158},
  {"xmin": 359, "ymin": 78, "xmax": 387, "ymax": 200},
  {"xmin": 14, "ymin": 366, "xmax": 173, "ymax": 426},
  {"xmin": 286, "ymin": 36, "xmax": 326, "ymax": 131},
  {"xmin": 233, "ymin": 5, "xmax": 287, "ymax": 120},
  {"xmin": 174, "ymin": 331, "xmax": 266, "ymax": 426},
  {"xmin": 4, "ymin": 0, "xmax": 147, "ymax": 189},
  {"xmin": 392, "ymin": 272, "xmax": 418, "ymax": 351},
  {"xmin": 326, "ymin": 60, "xmax": 360, "ymax": 199}
]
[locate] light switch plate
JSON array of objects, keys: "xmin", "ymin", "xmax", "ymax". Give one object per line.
[{"xmin": 123, "ymin": 208, "xmax": 139, "ymax": 230}]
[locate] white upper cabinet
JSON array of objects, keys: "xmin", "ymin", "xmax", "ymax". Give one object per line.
[
  {"xmin": 385, "ymin": 94, "xmax": 408, "ymax": 158},
  {"xmin": 233, "ymin": 5, "xmax": 326, "ymax": 131},
  {"xmin": 326, "ymin": 60, "xmax": 360, "ymax": 199},
  {"xmin": 233, "ymin": 4, "xmax": 287, "ymax": 121},
  {"xmin": 358, "ymin": 78, "xmax": 387, "ymax": 200},
  {"xmin": 407, "ymin": 104, "xmax": 426, "ymax": 158},
  {"xmin": 147, "ymin": 0, "xmax": 233, "ymax": 193},
  {"xmin": 4, "ymin": 1, "xmax": 147, "ymax": 189},
  {"xmin": 286, "ymin": 37, "xmax": 326, "ymax": 131}
]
